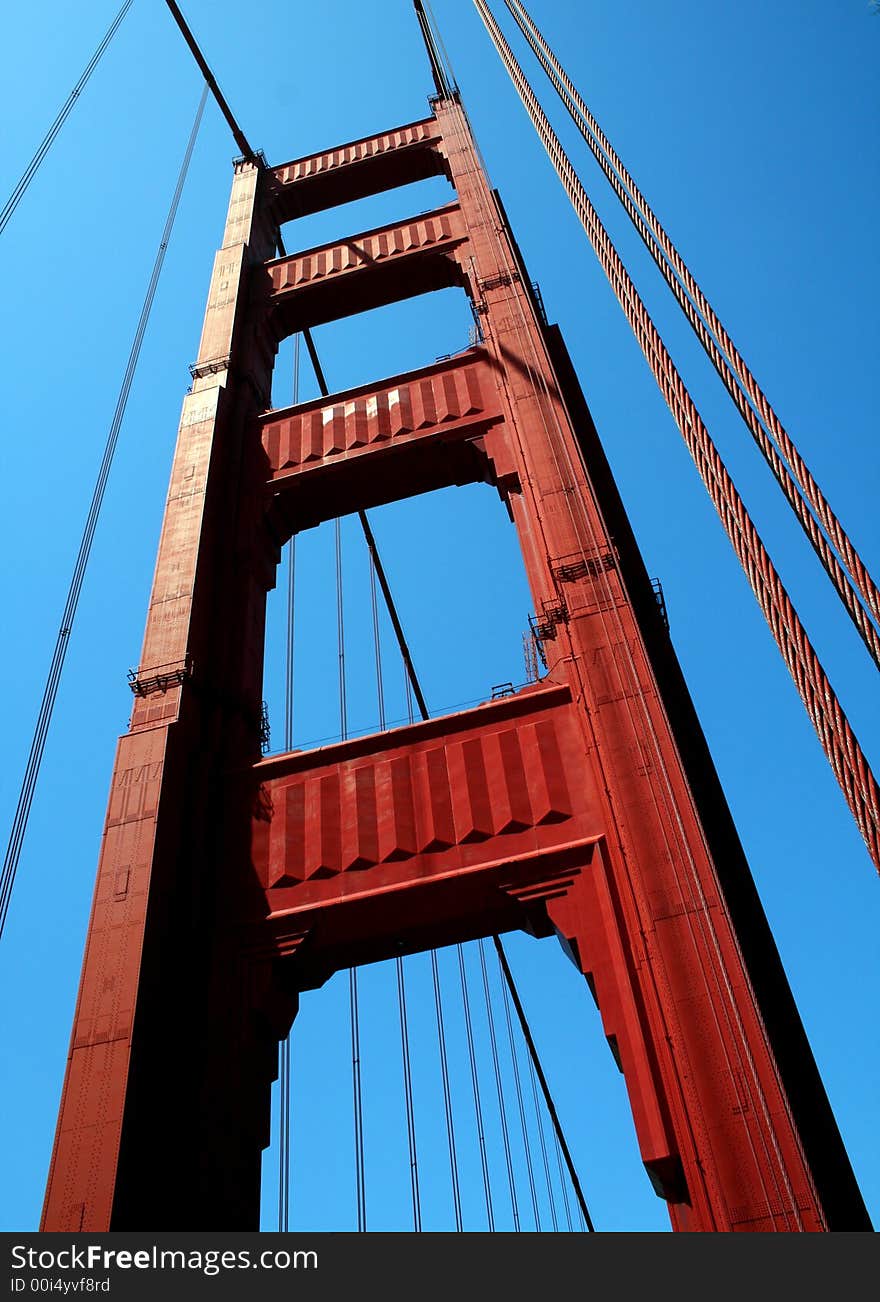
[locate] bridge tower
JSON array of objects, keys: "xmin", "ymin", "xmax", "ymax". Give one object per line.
[{"xmin": 41, "ymin": 87, "xmax": 868, "ymax": 1232}]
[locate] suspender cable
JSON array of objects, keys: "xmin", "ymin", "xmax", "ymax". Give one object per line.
[
  {"xmin": 367, "ymin": 541, "xmax": 421, "ymax": 1229},
  {"xmin": 499, "ymin": 0, "xmax": 880, "ymax": 671},
  {"xmin": 524, "ymin": 1040, "xmax": 561, "ymax": 1231},
  {"xmin": 552, "ymin": 1124, "xmax": 575, "ymax": 1231},
  {"xmin": 431, "ymin": 949, "xmax": 464, "ymax": 1230},
  {"xmin": 0, "ymin": 0, "xmax": 134, "ymax": 237},
  {"xmin": 349, "ymin": 967, "xmax": 367, "ymax": 1231},
  {"xmin": 473, "ymin": 0, "xmax": 880, "ymax": 874},
  {"xmin": 0, "ymin": 82, "xmax": 209, "ymax": 945},
  {"xmin": 298, "ymin": 327, "xmax": 431, "ymax": 725},
  {"xmin": 278, "ymin": 1036, "xmax": 291, "ymax": 1231},
  {"xmin": 458, "ymin": 944, "xmax": 495, "ymax": 1230},
  {"xmin": 493, "ymin": 937, "xmax": 596, "ymax": 1230},
  {"xmin": 369, "ymin": 558, "xmax": 386, "ymax": 731},
  {"xmin": 357, "ymin": 510, "xmax": 430, "ymax": 723},
  {"xmin": 497, "ymin": 945, "xmax": 542, "ymax": 1229},
  {"xmin": 478, "ymin": 940, "xmax": 520, "ymax": 1230},
  {"xmin": 395, "ymin": 957, "xmax": 423, "ymax": 1230},
  {"xmin": 335, "ymin": 520, "xmax": 348, "ymax": 742},
  {"xmin": 284, "ymin": 539, "xmax": 296, "ymax": 751}
]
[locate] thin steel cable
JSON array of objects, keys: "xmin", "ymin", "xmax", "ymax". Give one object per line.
[
  {"xmin": 493, "ymin": 937, "xmax": 596, "ymax": 1230},
  {"xmin": 501, "ymin": 0, "xmax": 880, "ymax": 669},
  {"xmin": 403, "ymin": 670, "xmax": 415, "ymax": 726},
  {"xmin": 293, "ymin": 331, "xmax": 301, "ymax": 406},
  {"xmin": 473, "ymin": 0, "xmax": 880, "ymax": 874},
  {"xmin": 278, "ymin": 1035, "xmax": 291, "ymax": 1231},
  {"xmin": 395, "ymin": 957, "xmax": 422, "ymax": 1231},
  {"xmin": 293, "ymin": 331, "xmax": 430, "ymax": 723},
  {"xmin": 497, "ymin": 944, "xmax": 542, "ymax": 1229},
  {"xmin": 457, "ymin": 944, "xmax": 495, "ymax": 1230},
  {"xmin": 431, "ymin": 949, "xmax": 464, "ymax": 1231},
  {"xmin": 551, "ymin": 1125, "xmax": 575, "ymax": 1232},
  {"xmin": 0, "ymin": 1, "xmax": 134, "ymax": 237},
  {"xmin": 0, "ymin": 82, "xmax": 209, "ymax": 943},
  {"xmin": 525, "ymin": 1046, "xmax": 560, "ymax": 1232},
  {"xmin": 335, "ymin": 519, "xmax": 348, "ymax": 742},
  {"xmin": 369, "ymin": 557, "xmax": 387, "ymax": 731},
  {"xmin": 349, "ymin": 967, "xmax": 366, "ymax": 1231},
  {"xmin": 284, "ymin": 539, "xmax": 295, "ymax": 751},
  {"xmin": 478, "ymin": 939, "xmax": 521, "ymax": 1231}
]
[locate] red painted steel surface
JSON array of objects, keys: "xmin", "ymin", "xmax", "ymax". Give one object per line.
[
  {"xmin": 263, "ymin": 203, "xmax": 467, "ymax": 338},
  {"xmin": 42, "ymin": 95, "xmax": 867, "ymax": 1232},
  {"xmin": 263, "ymin": 351, "xmax": 496, "ymax": 478},
  {"xmin": 271, "ymin": 117, "xmax": 446, "ymax": 222},
  {"xmin": 262, "ymin": 350, "xmax": 503, "ymax": 532}
]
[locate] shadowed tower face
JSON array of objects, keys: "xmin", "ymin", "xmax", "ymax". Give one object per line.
[{"xmin": 40, "ymin": 88, "xmax": 868, "ymax": 1232}]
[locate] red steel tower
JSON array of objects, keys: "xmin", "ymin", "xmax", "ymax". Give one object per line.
[{"xmin": 41, "ymin": 86, "xmax": 869, "ymax": 1231}]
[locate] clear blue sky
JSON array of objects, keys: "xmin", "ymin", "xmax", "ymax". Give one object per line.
[{"xmin": 0, "ymin": 1, "xmax": 877, "ymax": 1232}]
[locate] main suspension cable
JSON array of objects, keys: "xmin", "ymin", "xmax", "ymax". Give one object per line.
[
  {"xmin": 0, "ymin": 81, "xmax": 209, "ymax": 944},
  {"xmin": 162, "ymin": 1, "xmax": 255, "ymax": 160},
  {"xmin": 499, "ymin": 0, "xmax": 880, "ymax": 670},
  {"xmin": 0, "ymin": 1, "xmax": 134, "ymax": 238},
  {"xmin": 474, "ymin": 0, "xmax": 880, "ymax": 873}
]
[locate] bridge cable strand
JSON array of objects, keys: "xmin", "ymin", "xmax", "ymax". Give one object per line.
[
  {"xmin": 369, "ymin": 557, "xmax": 386, "ymax": 731},
  {"xmin": 335, "ymin": 520, "xmax": 348, "ymax": 741},
  {"xmin": 494, "ymin": 937, "xmax": 596, "ymax": 1230},
  {"xmin": 278, "ymin": 1036, "xmax": 291, "ymax": 1231},
  {"xmin": 431, "ymin": 949, "xmax": 464, "ymax": 1230},
  {"xmin": 349, "ymin": 967, "xmax": 367, "ymax": 1231},
  {"xmin": 474, "ymin": 0, "xmax": 880, "ymax": 873},
  {"xmin": 478, "ymin": 939, "xmax": 521, "ymax": 1230},
  {"xmin": 496, "ymin": 943, "xmax": 542, "ymax": 1228},
  {"xmin": 0, "ymin": 81, "xmax": 209, "ymax": 944},
  {"xmin": 328, "ymin": 450, "xmax": 364, "ymax": 1232},
  {"xmin": 523, "ymin": 1037, "xmax": 561, "ymax": 1231},
  {"xmin": 0, "ymin": 0, "xmax": 134, "ymax": 237},
  {"xmin": 552, "ymin": 1122, "xmax": 575, "ymax": 1231},
  {"xmin": 366, "ymin": 534, "xmax": 422, "ymax": 1230},
  {"xmin": 395, "ymin": 957, "xmax": 423, "ymax": 1231},
  {"xmin": 499, "ymin": 0, "xmax": 880, "ymax": 667},
  {"xmin": 458, "ymin": 944, "xmax": 496, "ymax": 1230}
]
